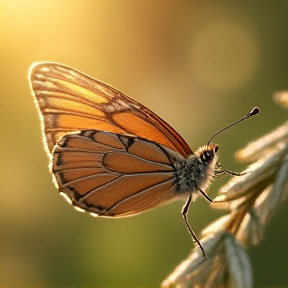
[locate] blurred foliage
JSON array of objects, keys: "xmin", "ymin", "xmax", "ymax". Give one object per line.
[{"xmin": 1, "ymin": 1, "xmax": 288, "ymax": 287}]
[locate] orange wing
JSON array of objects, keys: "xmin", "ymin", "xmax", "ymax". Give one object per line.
[
  {"xmin": 52, "ymin": 130, "xmax": 185, "ymax": 217},
  {"xmin": 29, "ymin": 62, "xmax": 192, "ymax": 157}
]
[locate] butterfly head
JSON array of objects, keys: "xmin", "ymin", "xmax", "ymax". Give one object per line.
[
  {"xmin": 192, "ymin": 143, "xmax": 220, "ymax": 192},
  {"xmin": 195, "ymin": 143, "xmax": 219, "ymax": 165},
  {"xmin": 196, "ymin": 143, "xmax": 220, "ymax": 177}
]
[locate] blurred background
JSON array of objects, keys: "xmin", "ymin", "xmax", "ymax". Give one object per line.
[{"xmin": 1, "ymin": 1, "xmax": 288, "ymax": 287}]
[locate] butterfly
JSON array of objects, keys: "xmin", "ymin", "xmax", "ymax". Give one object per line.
[{"xmin": 29, "ymin": 62, "xmax": 259, "ymax": 257}]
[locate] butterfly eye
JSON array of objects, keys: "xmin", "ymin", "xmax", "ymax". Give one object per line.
[
  {"xmin": 200, "ymin": 150, "xmax": 211, "ymax": 162},
  {"xmin": 214, "ymin": 145, "xmax": 219, "ymax": 153}
]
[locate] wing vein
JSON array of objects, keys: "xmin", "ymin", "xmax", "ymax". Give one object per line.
[{"xmin": 106, "ymin": 177, "xmax": 175, "ymax": 212}]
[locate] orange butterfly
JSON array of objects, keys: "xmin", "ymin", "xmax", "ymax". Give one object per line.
[{"xmin": 29, "ymin": 62, "xmax": 259, "ymax": 257}]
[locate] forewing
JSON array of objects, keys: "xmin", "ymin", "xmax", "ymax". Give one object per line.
[
  {"xmin": 52, "ymin": 130, "xmax": 184, "ymax": 217},
  {"xmin": 29, "ymin": 62, "xmax": 192, "ymax": 157}
]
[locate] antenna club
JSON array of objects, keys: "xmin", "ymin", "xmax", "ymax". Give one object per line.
[
  {"xmin": 248, "ymin": 107, "xmax": 260, "ymax": 117},
  {"xmin": 207, "ymin": 106, "xmax": 260, "ymax": 145}
]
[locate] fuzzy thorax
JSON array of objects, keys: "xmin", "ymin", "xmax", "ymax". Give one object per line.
[{"xmin": 175, "ymin": 144, "xmax": 219, "ymax": 198}]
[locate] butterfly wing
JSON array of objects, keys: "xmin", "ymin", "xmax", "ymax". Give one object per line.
[
  {"xmin": 52, "ymin": 130, "xmax": 185, "ymax": 217},
  {"xmin": 29, "ymin": 62, "xmax": 192, "ymax": 158}
]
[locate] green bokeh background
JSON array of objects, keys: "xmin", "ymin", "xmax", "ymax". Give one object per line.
[{"xmin": 1, "ymin": 1, "xmax": 288, "ymax": 287}]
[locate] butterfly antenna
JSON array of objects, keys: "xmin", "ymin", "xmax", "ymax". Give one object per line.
[{"xmin": 207, "ymin": 107, "xmax": 260, "ymax": 145}]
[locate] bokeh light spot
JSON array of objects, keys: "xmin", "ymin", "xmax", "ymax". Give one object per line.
[{"xmin": 190, "ymin": 20, "xmax": 259, "ymax": 92}]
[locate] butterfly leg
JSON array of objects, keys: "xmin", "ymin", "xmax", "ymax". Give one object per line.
[
  {"xmin": 182, "ymin": 195, "xmax": 206, "ymax": 258},
  {"xmin": 198, "ymin": 188, "xmax": 213, "ymax": 203},
  {"xmin": 215, "ymin": 170, "xmax": 250, "ymax": 177}
]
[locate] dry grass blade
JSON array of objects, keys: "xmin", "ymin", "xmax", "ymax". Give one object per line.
[{"xmin": 162, "ymin": 92, "xmax": 288, "ymax": 288}]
